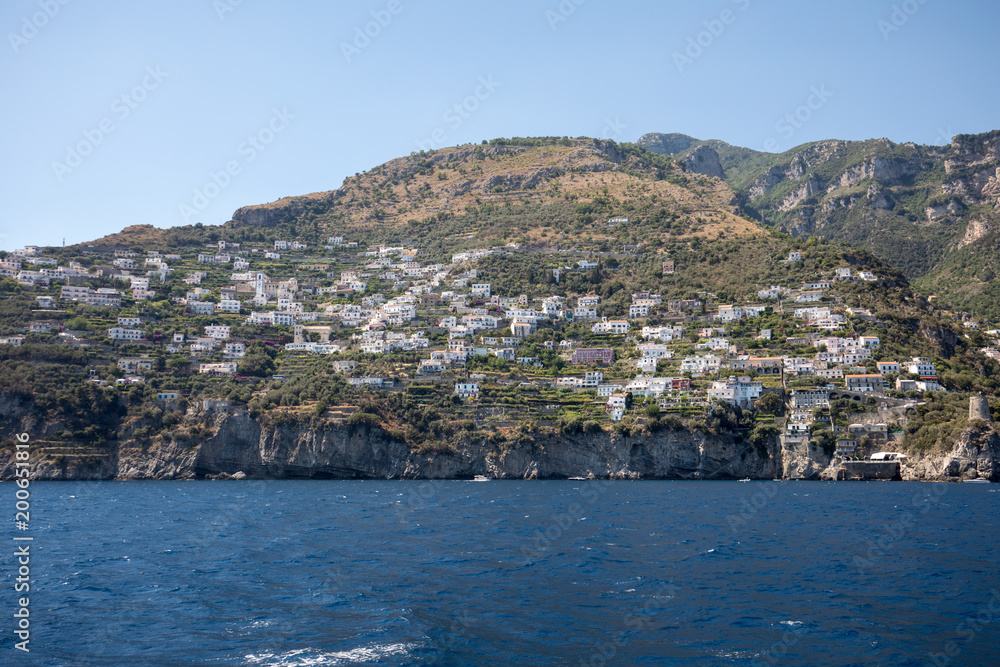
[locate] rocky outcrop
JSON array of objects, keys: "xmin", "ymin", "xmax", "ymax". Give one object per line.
[
  {"xmin": 867, "ymin": 183, "xmax": 893, "ymax": 210},
  {"xmin": 748, "ymin": 166, "xmax": 786, "ymax": 199},
  {"xmin": 830, "ymin": 157, "xmax": 921, "ymax": 190},
  {"xmin": 925, "ymin": 199, "xmax": 965, "ymax": 221},
  {"xmin": 637, "ymin": 132, "xmax": 695, "ymax": 155},
  {"xmin": 782, "ymin": 441, "xmax": 831, "ymax": 480},
  {"xmin": 957, "ymin": 217, "xmax": 995, "ymax": 248},
  {"xmin": 232, "ymin": 199, "xmax": 313, "ymax": 227},
  {"xmin": 683, "ymin": 145, "xmax": 725, "ymax": 179},
  {"xmin": 902, "ymin": 424, "xmax": 1000, "ymax": 482},
  {"xmin": 779, "ymin": 178, "xmax": 821, "ymax": 211}
]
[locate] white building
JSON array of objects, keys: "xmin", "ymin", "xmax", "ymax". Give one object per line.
[
  {"xmin": 205, "ymin": 325, "xmax": 231, "ymax": 340},
  {"xmin": 107, "ymin": 327, "xmax": 144, "ymax": 341},
  {"xmin": 708, "ymin": 376, "xmax": 764, "ymax": 407},
  {"xmin": 187, "ymin": 301, "xmax": 216, "ymax": 316},
  {"xmin": 454, "ymin": 383, "xmax": 480, "ymax": 399},
  {"xmin": 218, "ymin": 299, "xmax": 242, "ymax": 313}
]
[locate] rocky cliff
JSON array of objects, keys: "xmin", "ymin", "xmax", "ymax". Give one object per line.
[
  {"xmin": 638, "ymin": 130, "xmax": 1000, "ymax": 314},
  {"xmin": 683, "ymin": 145, "xmax": 725, "ymax": 179},
  {"xmin": 2, "ymin": 409, "xmax": 784, "ymax": 481},
  {"xmin": 901, "ymin": 423, "xmax": 1000, "ymax": 482},
  {"xmin": 4, "ymin": 406, "xmax": 996, "ymax": 482}
]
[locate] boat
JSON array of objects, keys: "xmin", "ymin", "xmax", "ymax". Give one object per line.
[
  {"xmin": 568, "ymin": 476, "xmax": 586, "ymax": 481},
  {"xmin": 963, "ymin": 478, "xmax": 990, "ymax": 484},
  {"xmin": 738, "ymin": 478, "xmax": 751, "ymax": 482},
  {"xmin": 472, "ymin": 475, "xmax": 490, "ymax": 482}
]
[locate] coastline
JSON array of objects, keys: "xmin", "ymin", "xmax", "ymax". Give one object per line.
[{"xmin": 3, "ymin": 410, "xmax": 996, "ymax": 483}]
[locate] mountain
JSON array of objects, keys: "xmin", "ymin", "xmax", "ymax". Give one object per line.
[
  {"xmin": 224, "ymin": 137, "xmax": 762, "ymax": 255},
  {"xmin": 2, "ymin": 136, "xmax": 999, "ymax": 483},
  {"xmin": 637, "ymin": 131, "xmax": 1000, "ymax": 319}
]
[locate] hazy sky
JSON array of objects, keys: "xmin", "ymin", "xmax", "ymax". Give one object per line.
[{"xmin": 2, "ymin": 0, "xmax": 997, "ymax": 251}]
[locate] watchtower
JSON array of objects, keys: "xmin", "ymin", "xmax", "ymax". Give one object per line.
[{"xmin": 970, "ymin": 395, "xmax": 993, "ymax": 422}]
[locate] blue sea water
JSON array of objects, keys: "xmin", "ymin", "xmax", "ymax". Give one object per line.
[{"xmin": 5, "ymin": 480, "xmax": 1000, "ymax": 666}]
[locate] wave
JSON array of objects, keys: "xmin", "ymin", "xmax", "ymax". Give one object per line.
[{"xmin": 243, "ymin": 643, "xmax": 417, "ymax": 666}]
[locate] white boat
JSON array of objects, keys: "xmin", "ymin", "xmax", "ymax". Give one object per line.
[
  {"xmin": 738, "ymin": 478, "xmax": 751, "ymax": 482},
  {"xmin": 964, "ymin": 478, "xmax": 990, "ymax": 484},
  {"xmin": 472, "ymin": 475, "xmax": 490, "ymax": 482},
  {"xmin": 568, "ymin": 476, "xmax": 586, "ymax": 481}
]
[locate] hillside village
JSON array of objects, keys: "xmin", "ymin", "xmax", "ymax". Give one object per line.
[{"xmin": 3, "ymin": 221, "xmax": 998, "ymax": 469}]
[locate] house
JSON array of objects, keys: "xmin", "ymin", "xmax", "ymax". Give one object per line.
[
  {"xmin": 790, "ymin": 388, "xmax": 830, "ymax": 409},
  {"xmin": 205, "ymin": 325, "xmax": 231, "ymax": 340},
  {"xmin": 638, "ymin": 343, "xmax": 672, "ymax": 359},
  {"xmin": 470, "ymin": 283, "xmax": 491, "ymax": 298},
  {"xmin": 571, "ymin": 348, "xmax": 615, "ymax": 365},
  {"xmin": 835, "ymin": 439, "xmax": 859, "ymax": 457},
  {"xmin": 642, "ymin": 325, "xmax": 684, "ymax": 342},
  {"xmin": 606, "ymin": 393, "xmax": 627, "ymax": 411},
  {"xmin": 729, "ymin": 356, "xmax": 783, "ymax": 375},
  {"xmin": 224, "ymin": 342, "xmax": 246, "ymax": 358},
  {"xmin": 629, "ymin": 303, "xmax": 651, "ymax": 319},
  {"xmin": 187, "ymin": 301, "xmax": 216, "ymax": 316},
  {"xmin": 662, "ymin": 260, "xmax": 675, "ymax": 275},
  {"xmin": 198, "ymin": 362, "xmax": 238, "ymax": 376},
  {"xmin": 218, "ymin": 299, "xmax": 242, "ymax": 313},
  {"xmin": 117, "ymin": 357, "xmax": 154, "ymax": 373},
  {"xmin": 418, "ymin": 359, "xmax": 446, "ymax": 375},
  {"xmin": 107, "ymin": 327, "xmax": 144, "ymax": 341},
  {"xmin": 454, "ymin": 383, "xmax": 479, "ymax": 399},
  {"xmin": 876, "ymin": 361, "xmax": 900, "ymax": 375},
  {"xmin": 786, "ymin": 251, "xmax": 802, "ymax": 262},
  {"xmin": 680, "ymin": 355, "xmax": 721, "ymax": 376},
  {"xmin": 637, "ymin": 357, "xmax": 660, "ymax": 373},
  {"xmin": 591, "ymin": 319, "xmax": 630, "ymax": 335},
  {"xmin": 510, "ymin": 320, "xmax": 535, "ymax": 338},
  {"xmin": 796, "ymin": 290, "xmax": 823, "ymax": 303},
  {"xmin": 845, "ymin": 374, "xmax": 885, "ymax": 394},
  {"xmin": 707, "ymin": 376, "xmax": 764, "ymax": 407},
  {"xmin": 0, "ymin": 336, "xmax": 25, "ymax": 346},
  {"xmin": 716, "ymin": 305, "xmax": 743, "ymax": 322},
  {"xmin": 859, "ymin": 336, "xmax": 881, "ymax": 348},
  {"xmin": 491, "ymin": 347, "xmax": 516, "ymax": 361},
  {"xmin": 907, "ymin": 357, "xmax": 937, "ymax": 378}
]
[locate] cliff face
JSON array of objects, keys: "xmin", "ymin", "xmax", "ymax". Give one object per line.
[
  {"xmin": 2, "ymin": 410, "xmax": 782, "ymax": 481},
  {"xmin": 3, "ymin": 406, "xmax": 996, "ymax": 482},
  {"xmin": 901, "ymin": 424, "xmax": 1000, "ymax": 482}
]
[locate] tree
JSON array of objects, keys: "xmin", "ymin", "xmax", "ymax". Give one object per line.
[{"xmin": 754, "ymin": 392, "xmax": 785, "ymax": 416}]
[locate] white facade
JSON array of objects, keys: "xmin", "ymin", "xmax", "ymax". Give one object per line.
[
  {"xmin": 454, "ymin": 383, "xmax": 480, "ymax": 399},
  {"xmin": 108, "ymin": 327, "xmax": 144, "ymax": 341}
]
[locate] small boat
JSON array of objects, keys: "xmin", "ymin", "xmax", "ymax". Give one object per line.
[
  {"xmin": 472, "ymin": 475, "xmax": 490, "ymax": 482},
  {"xmin": 568, "ymin": 476, "xmax": 586, "ymax": 481},
  {"xmin": 963, "ymin": 478, "xmax": 990, "ymax": 484},
  {"xmin": 738, "ymin": 478, "xmax": 751, "ymax": 482}
]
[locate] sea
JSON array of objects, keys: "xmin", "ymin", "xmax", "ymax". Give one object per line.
[{"xmin": 5, "ymin": 480, "xmax": 999, "ymax": 666}]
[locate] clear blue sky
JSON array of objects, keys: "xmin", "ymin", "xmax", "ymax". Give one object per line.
[{"xmin": 2, "ymin": 0, "xmax": 997, "ymax": 251}]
